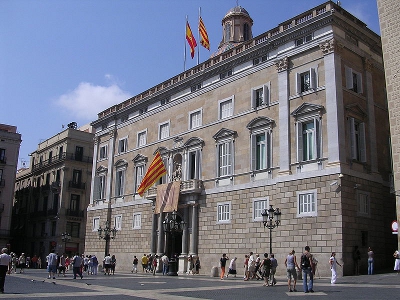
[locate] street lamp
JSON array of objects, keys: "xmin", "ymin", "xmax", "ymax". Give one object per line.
[
  {"xmin": 98, "ymin": 221, "xmax": 117, "ymax": 256},
  {"xmin": 261, "ymin": 205, "xmax": 282, "ymax": 255},
  {"xmin": 162, "ymin": 210, "xmax": 185, "ymax": 276},
  {"xmin": 61, "ymin": 232, "xmax": 71, "ymax": 254}
]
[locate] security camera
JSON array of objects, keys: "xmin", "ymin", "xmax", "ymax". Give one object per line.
[{"xmin": 338, "ymin": 173, "xmax": 344, "ymax": 178}]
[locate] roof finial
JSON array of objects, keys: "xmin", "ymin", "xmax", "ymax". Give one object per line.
[{"xmin": 236, "ymin": 0, "xmax": 239, "ymax": 7}]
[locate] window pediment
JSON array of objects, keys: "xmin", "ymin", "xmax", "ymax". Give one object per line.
[
  {"xmin": 184, "ymin": 137, "xmax": 204, "ymax": 148},
  {"xmin": 246, "ymin": 116, "xmax": 275, "ymax": 131},
  {"xmin": 132, "ymin": 154, "xmax": 147, "ymax": 164},
  {"xmin": 291, "ymin": 102, "xmax": 324, "ymax": 119},
  {"xmin": 155, "ymin": 147, "xmax": 169, "ymax": 156},
  {"xmin": 96, "ymin": 165, "xmax": 108, "ymax": 174},
  {"xmin": 213, "ymin": 128, "xmax": 237, "ymax": 141},
  {"xmin": 345, "ymin": 103, "xmax": 367, "ymax": 120},
  {"xmin": 114, "ymin": 159, "xmax": 128, "ymax": 168}
]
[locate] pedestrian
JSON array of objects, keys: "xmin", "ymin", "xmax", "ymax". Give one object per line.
[
  {"xmin": 83, "ymin": 255, "xmax": 89, "ymax": 274},
  {"xmin": 254, "ymin": 254, "xmax": 262, "ymax": 280},
  {"xmin": 131, "ymin": 255, "xmax": 138, "ymax": 273},
  {"xmin": 88, "ymin": 255, "xmax": 93, "ymax": 275},
  {"xmin": 0, "ymin": 248, "xmax": 12, "ymax": 294},
  {"xmin": 220, "ymin": 253, "xmax": 229, "ymax": 280},
  {"xmin": 37, "ymin": 257, "xmax": 42, "ymax": 269},
  {"xmin": 103, "ymin": 254, "xmax": 112, "ymax": 275},
  {"xmin": 152, "ymin": 255, "xmax": 158, "ymax": 275},
  {"xmin": 110, "ymin": 255, "xmax": 116, "ymax": 275},
  {"xmin": 227, "ymin": 257, "xmax": 237, "ymax": 278},
  {"xmin": 10, "ymin": 253, "xmax": 17, "ymax": 273},
  {"xmin": 243, "ymin": 254, "xmax": 249, "ymax": 279},
  {"xmin": 393, "ymin": 250, "xmax": 400, "ymax": 273},
  {"xmin": 367, "ymin": 247, "xmax": 374, "ymax": 275},
  {"xmin": 161, "ymin": 253, "xmax": 169, "ymax": 275},
  {"xmin": 46, "ymin": 249, "xmax": 58, "ymax": 279},
  {"xmin": 187, "ymin": 255, "xmax": 194, "ymax": 275},
  {"xmin": 352, "ymin": 245, "xmax": 361, "ymax": 275},
  {"xmin": 329, "ymin": 252, "xmax": 342, "ymax": 284},
  {"xmin": 18, "ymin": 253, "xmax": 26, "ymax": 273},
  {"xmin": 72, "ymin": 253, "xmax": 83, "ymax": 279},
  {"xmin": 141, "ymin": 254, "xmax": 148, "ymax": 273},
  {"xmin": 285, "ymin": 249, "xmax": 300, "ymax": 292},
  {"xmin": 301, "ymin": 246, "xmax": 314, "ymax": 293},
  {"xmin": 31, "ymin": 255, "xmax": 38, "ymax": 269},
  {"xmin": 92, "ymin": 255, "xmax": 98, "ymax": 275},
  {"xmin": 260, "ymin": 253, "xmax": 271, "ymax": 286},
  {"xmin": 58, "ymin": 254, "xmax": 66, "ymax": 277},
  {"xmin": 194, "ymin": 256, "xmax": 201, "ymax": 274},
  {"xmin": 269, "ymin": 253, "xmax": 278, "ymax": 285},
  {"xmin": 26, "ymin": 255, "xmax": 31, "ymax": 268},
  {"xmin": 246, "ymin": 252, "xmax": 255, "ymax": 280}
]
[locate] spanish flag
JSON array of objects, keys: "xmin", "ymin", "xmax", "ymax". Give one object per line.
[
  {"xmin": 137, "ymin": 151, "xmax": 167, "ymax": 196},
  {"xmin": 186, "ymin": 21, "xmax": 197, "ymax": 59},
  {"xmin": 199, "ymin": 17, "xmax": 210, "ymax": 50}
]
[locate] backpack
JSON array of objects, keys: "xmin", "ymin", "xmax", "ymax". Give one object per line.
[
  {"xmin": 133, "ymin": 258, "xmax": 138, "ymax": 264},
  {"xmin": 301, "ymin": 254, "xmax": 310, "ymax": 269}
]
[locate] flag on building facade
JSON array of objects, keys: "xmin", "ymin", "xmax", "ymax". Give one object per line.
[
  {"xmin": 199, "ymin": 16, "xmax": 210, "ymax": 50},
  {"xmin": 186, "ymin": 20, "xmax": 197, "ymax": 59},
  {"xmin": 137, "ymin": 151, "xmax": 167, "ymax": 196}
]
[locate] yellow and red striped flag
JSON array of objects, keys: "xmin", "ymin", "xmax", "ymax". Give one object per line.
[
  {"xmin": 186, "ymin": 21, "xmax": 197, "ymax": 59},
  {"xmin": 137, "ymin": 151, "xmax": 167, "ymax": 196},
  {"xmin": 199, "ymin": 16, "xmax": 210, "ymax": 50}
]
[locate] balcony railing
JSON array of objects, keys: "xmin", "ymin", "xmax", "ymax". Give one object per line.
[
  {"xmin": 66, "ymin": 209, "xmax": 84, "ymax": 218},
  {"xmin": 147, "ymin": 179, "xmax": 203, "ymax": 198},
  {"xmin": 68, "ymin": 181, "xmax": 86, "ymax": 189},
  {"xmin": 32, "ymin": 152, "xmax": 93, "ymax": 172}
]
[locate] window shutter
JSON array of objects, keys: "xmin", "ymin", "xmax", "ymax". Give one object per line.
[
  {"xmin": 227, "ymin": 141, "xmax": 232, "ymax": 175},
  {"xmin": 251, "ymin": 134, "xmax": 256, "ymax": 170},
  {"xmin": 357, "ymin": 73, "xmax": 363, "ymax": 94},
  {"xmin": 345, "ymin": 66, "xmax": 353, "ymax": 89},
  {"xmin": 297, "ymin": 122, "xmax": 303, "ymax": 161},
  {"xmin": 263, "ymin": 84, "xmax": 269, "ymax": 105},
  {"xmin": 359, "ymin": 122, "xmax": 366, "ymax": 162},
  {"xmin": 315, "ymin": 118, "xmax": 321, "ymax": 159},
  {"xmin": 93, "ymin": 176, "xmax": 100, "ymax": 200},
  {"xmin": 310, "ymin": 68, "xmax": 317, "ymax": 89},
  {"xmin": 267, "ymin": 131, "xmax": 272, "ymax": 168},
  {"xmin": 296, "ymin": 73, "xmax": 301, "ymax": 94},
  {"xmin": 350, "ymin": 117, "xmax": 356, "ymax": 159},
  {"xmin": 251, "ymin": 89, "xmax": 255, "ymax": 109}
]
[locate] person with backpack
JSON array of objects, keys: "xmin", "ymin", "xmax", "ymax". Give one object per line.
[
  {"xmin": 260, "ymin": 253, "xmax": 272, "ymax": 286},
  {"xmin": 301, "ymin": 246, "xmax": 314, "ymax": 293},
  {"xmin": 131, "ymin": 256, "xmax": 138, "ymax": 273}
]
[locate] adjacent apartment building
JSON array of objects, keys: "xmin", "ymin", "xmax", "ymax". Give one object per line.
[
  {"xmin": 85, "ymin": 1, "xmax": 395, "ymax": 276},
  {"xmin": 0, "ymin": 124, "xmax": 21, "ymax": 248},
  {"xmin": 12, "ymin": 123, "xmax": 94, "ymax": 262}
]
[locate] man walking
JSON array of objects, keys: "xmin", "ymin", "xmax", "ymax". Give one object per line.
[
  {"xmin": 301, "ymin": 246, "xmax": 314, "ymax": 293},
  {"xmin": 72, "ymin": 253, "xmax": 83, "ymax": 279},
  {"xmin": 0, "ymin": 248, "xmax": 11, "ymax": 293},
  {"xmin": 161, "ymin": 253, "xmax": 169, "ymax": 275},
  {"xmin": 46, "ymin": 249, "xmax": 58, "ymax": 279}
]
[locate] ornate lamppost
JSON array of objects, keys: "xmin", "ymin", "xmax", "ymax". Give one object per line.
[
  {"xmin": 98, "ymin": 221, "xmax": 117, "ymax": 256},
  {"xmin": 61, "ymin": 232, "xmax": 71, "ymax": 254},
  {"xmin": 261, "ymin": 205, "xmax": 282, "ymax": 255},
  {"xmin": 163, "ymin": 210, "xmax": 185, "ymax": 276}
]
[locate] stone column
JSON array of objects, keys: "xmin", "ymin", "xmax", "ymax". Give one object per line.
[
  {"xmin": 189, "ymin": 203, "xmax": 198, "ymax": 255},
  {"xmin": 105, "ymin": 129, "xmax": 116, "ymax": 203},
  {"xmin": 179, "ymin": 205, "xmax": 190, "ymax": 274},
  {"xmin": 276, "ymin": 57, "xmax": 290, "ymax": 175},
  {"xmin": 150, "ymin": 209, "xmax": 157, "ymax": 254},
  {"xmin": 320, "ymin": 38, "xmax": 345, "ymax": 166},
  {"xmin": 156, "ymin": 212, "xmax": 164, "ymax": 256}
]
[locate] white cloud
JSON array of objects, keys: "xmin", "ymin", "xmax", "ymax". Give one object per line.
[{"xmin": 55, "ymin": 82, "xmax": 132, "ymax": 121}]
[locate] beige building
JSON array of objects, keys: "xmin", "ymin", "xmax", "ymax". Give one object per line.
[
  {"xmin": 86, "ymin": 1, "xmax": 394, "ymax": 276},
  {"xmin": 0, "ymin": 124, "xmax": 21, "ymax": 248},
  {"xmin": 12, "ymin": 123, "xmax": 93, "ymax": 263},
  {"xmin": 377, "ymin": 0, "xmax": 400, "ymax": 249}
]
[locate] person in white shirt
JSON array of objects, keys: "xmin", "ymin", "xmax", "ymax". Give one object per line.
[
  {"xmin": 46, "ymin": 250, "xmax": 58, "ymax": 279},
  {"xmin": 0, "ymin": 248, "xmax": 11, "ymax": 293},
  {"xmin": 329, "ymin": 252, "xmax": 342, "ymax": 284},
  {"xmin": 103, "ymin": 254, "xmax": 112, "ymax": 275},
  {"xmin": 72, "ymin": 253, "xmax": 83, "ymax": 279}
]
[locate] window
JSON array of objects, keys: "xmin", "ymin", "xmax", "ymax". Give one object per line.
[
  {"xmin": 75, "ymin": 146, "xmax": 83, "ymax": 161},
  {"xmin": 220, "ymin": 69, "xmax": 233, "ymax": 79},
  {"xmin": 225, "ymin": 23, "xmax": 231, "ymax": 41},
  {"xmin": 253, "ymin": 198, "xmax": 268, "ymax": 221},
  {"xmin": 115, "ymin": 169, "xmax": 125, "ymax": 197},
  {"xmin": 51, "ymin": 221, "xmax": 56, "ymax": 236},
  {"xmin": 253, "ymin": 54, "xmax": 269, "ymax": 65},
  {"xmin": 139, "ymin": 107, "xmax": 148, "ymax": 114},
  {"xmin": 72, "ymin": 169, "xmax": 82, "ymax": 185},
  {"xmin": 191, "ymin": 83, "xmax": 202, "ymax": 92},
  {"xmin": 349, "ymin": 117, "xmax": 366, "ymax": 162},
  {"xmin": 118, "ymin": 137, "xmax": 128, "ymax": 154},
  {"xmin": 135, "ymin": 165, "xmax": 144, "ymax": 194},
  {"xmin": 133, "ymin": 213, "xmax": 141, "ymax": 229},
  {"xmin": 345, "ymin": 66, "xmax": 363, "ymax": 93},
  {"xmin": 48, "ymin": 151, "xmax": 52, "ymax": 164},
  {"xmin": 70, "ymin": 194, "xmax": 80, "ymax": 211},
  {"xmin": 301, "ymin": 121, "xmax": 316, "ymax": 161},
  {"xmin": 218, "ymin": 142, "xmax": 232, "ymax": 177},
  {"xmin": 94, "ymin": 175, "xmax": 106, "ymax": 200},
  {"xmin": 159, "ymin": 122, "xmax": 170, "ymax": 140},
  {"xmin": 99, "ymin": 145, "xmax": 108, "ymax": 159},
  {"xmin": 219, "ymin": 97, "xmax": 234, "ymax": 119},
  {"xmin": 161, "ymin": 98, "xmax": 169, "ymax": 105},
  {"xmin": 297, "ymin": 190, "xmax": 317, "ymax": 217},
  {"xmin": 114, "ymin": 215, "xmax": 122, "ymax": 230},
  {"xmin": 58, "ymin": 146, "xmax": 63, "ymax": 159},
  {"xmin": 251, "ymin": 131, "xmax": 272, "ymax": 170},
  {"xmin": 296, "ymin": 68, "xmax": 317, "ymax": 94},
  {"xmin": 217, "ymin": 201, "xmax": 231, "ymax": 223},
  {"xmin": 137, "ymin": 130, "xmax": 147, "ymax": 147},
  {"xmin": 243, "ymin": 23, "xmax": 250, "ymax": 40},
  {"xmin": 189, "ymin": 109, "xmax": 202, "ymax": 129},
  {"xmin": 188, "ymin": 149, "xmax": 201, "ymax": 179},
  {"xmin": 295, "ymin": 34, "xmax": 312, "ymax": 46},
  {"xmin": 93, "ymin": 217, "xmax": 100, "ymax": 231},
  {"xmin": 66, "ymin": 222, "xmax": 80, "ymax": 238},
  {"xmin": 251, "ymin": 83, "xmax": 270, "ymax": 108},
  {"xmin": 0, "ymin": 148, "xmax": 5, "ymax": 163},
  {"xmin": 357, "ymin": 191, "xmax": 370, "ymax": 216}
]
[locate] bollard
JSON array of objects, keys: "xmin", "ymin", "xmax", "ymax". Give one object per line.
[{"xmin": 211, "ymin": 266, "xmax": 219, "ymax": 277}]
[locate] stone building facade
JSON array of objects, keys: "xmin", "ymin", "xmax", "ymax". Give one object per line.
[
  {"xmin": 0, "ymin": 124, "xmax": 21, "ymax": 248},
  {"xmin": 86, "ymin": 1, "xmax": 395, "ymax": 277},
  {"xmin": 12, "ymin": 124, "xmax": 93, "ymax": 263},
  {"xmin": 377, "ymin": 0, "xmax": 400, "ymax": 249}
]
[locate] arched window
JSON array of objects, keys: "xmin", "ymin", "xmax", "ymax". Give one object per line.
[
  {"xmin": 243, "ymin": 23, "xmax": 249, "ymax": 41},
  {"xmin": 225, "ymin": 23, "xmax": 231, "ymax": 42}
]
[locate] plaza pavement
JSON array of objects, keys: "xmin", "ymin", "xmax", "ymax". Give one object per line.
[{"xmin": 1, "ymin": 268, "xmax": 400, "ymax": 299}]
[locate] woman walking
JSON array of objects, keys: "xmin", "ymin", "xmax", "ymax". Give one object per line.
[
  {"xmin": 367, "ymin": 247, "xmax": 374, "ymax": 275},
  {"xmin": 285, "ymin": 250, "xmax": 300, "ymax": 292},
  {"xmin": 329, "ymin": 252, "xmax": 341, "ymax": 284},
  {"xmin": 227, "ymin": 257, "xmax": 237, "ymax": 278}
]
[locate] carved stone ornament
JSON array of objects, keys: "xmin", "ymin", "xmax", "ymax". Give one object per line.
[
  {"xmin": 363, "ymin": 57, "xmax": 374, "ymax": 73},
  {"xmin": 275, "ymin": 57, "xmax": 289, "ymax": 72},
  {"xmin": 319, "ymin": 38, "xmax": 343, "ymax": 55}
]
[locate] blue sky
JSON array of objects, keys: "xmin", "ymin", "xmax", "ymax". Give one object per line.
[{"xmin": 0, "ymin": 0, "xmax": 380, "ymax": 168}]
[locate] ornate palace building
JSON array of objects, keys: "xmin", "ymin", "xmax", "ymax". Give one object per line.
[{"xmin": 86, "ymin": 1, "xmax": 395, "ymax": 276}]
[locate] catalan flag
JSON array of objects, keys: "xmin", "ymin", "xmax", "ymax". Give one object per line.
[
  {"xmin": 199, "ymin": 16, "xmax": 210, "ymax": 50},
  {"xmin": 186, "ymin": 20, "xmax": 197, "ymax": 59},
  {"xmin": 137, "ymin": 151, "xmax": 167, "ymax": 196}
]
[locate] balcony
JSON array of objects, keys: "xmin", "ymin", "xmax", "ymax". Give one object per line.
[
  {"xmin": 66, "ymin": 209, "xmax": 84, "ymax": 218},
  {"xmin": 68, "ymin": 181, "xmax": 86, "ymax": 190},
  {"xmin": 32, "ymin": 152, "xmax": 93, "ymax": 173},
  {"xmin": 147, "ymin": 179, "xmax": 203, "ymax": 199}
]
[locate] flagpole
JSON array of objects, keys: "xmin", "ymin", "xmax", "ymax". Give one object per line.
[
  {"xmin": 184, "ymin": 15, "xmax": 187, "ymax": 71},
  {"xmin": 197, "ymin": 7, "xmax": 201, "ymax": 65}
]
